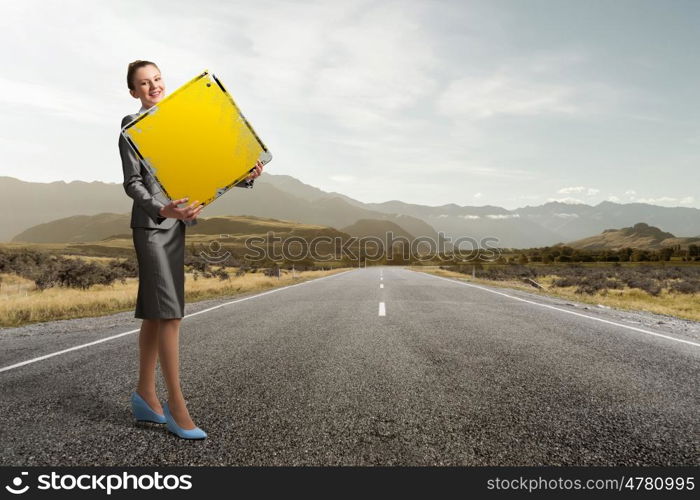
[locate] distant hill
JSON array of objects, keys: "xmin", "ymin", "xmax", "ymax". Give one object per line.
[
  {"xmin": 2, "ymin": 175, "xmax": 700, "ymax": 248},
  {"xmin": 188, "ymin": 215, "xmax": 351, "ymax": 241},
  {"xmin": 362, "ymin": 199, "xmax": 700, "ymax": 249},
  {"xmin": 340, "ymin": 219, "xmax": 415, "ymax": 241},
  {"xmin": 0, "ymin": 175, "xmax": 439, "ymax": 244},
  {"xmin": 12, "ymin": 213, "xmax": 350, "ymax": 244},
  {"xmin": 567, "ymin": 222, "xmax": 700, "ymax": 250},
  {"xmin": 0, "ymin": 176, "xmax": 129, "ymax": 244},
  {"xmin": 12, "ymin": 213, "xmax": 129, "ymax": 244}
]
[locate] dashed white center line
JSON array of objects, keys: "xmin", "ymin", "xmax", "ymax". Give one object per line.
[
  {"xmin": 378, "ymin": 302, "xmax": 386, "ymax": 316},
  {"xmin": 380, "ymin": 284, "xmax": 384, "ymax": 289}
]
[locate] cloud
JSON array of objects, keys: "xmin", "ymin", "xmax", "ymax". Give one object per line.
[
  {"xmin": 0, "ymin": 135, "xmax": 49, "ymax": 154},
  {"xmin": 329, "ymin": 175, "xmax": 356, "ymax": 183},
  {"xmin": 554, "ymin": 213, "xmax": 579, "ymax": 218},
  {"xmin": 442, "ymin": 165, "xmax": 536, "ymax": 180},
  {"xmin": 460, "ymin": 215, "xmax": 481, "ymax": 220},
  {"xmin": 473, "ymin": 192, "xmax": 483, "ymax": 199},
  {"xmin": 229, "ymin": 0, "xmax": 439, "ymax": 133},
  {"xmin": 435, "ymin": 43, "xmax": 624, "ymax": 122},
  {"xmin": 607, "ymin": 195, "xmax": 620, "ymax": 202},
  {"xmin": 631, "ymin": 195, "xmax": 695, "ymax": 206},
  {"xmin": 619, "ymin": 189, "xmax": 695, "ymax": 206},
  {"xmin": 633, "ymin": 196, "xmax": 677, "ymax": 204},
  {"xmin": 558, "ymin": 186, "xmax": 586, "ymax": 194},
  {"xmin": 0, "ymin": 76, "xmax": 104, "ymax": 124},
  {"xmin": 547, "ymin": 197, "xmax": 585, "ymax": 204},
  {"xmin": 486, "ymin": 214, "xmax": 520, "ymax": 219},
  {"xmin": 437, "ymin": 74, "xmax": 578, "ymax": 118},
  {"xmin": 557, "ymin": 186, "xmax": 599, "ymax": 196},
  {"xmin": 0, "ymin": 1, "xmax": 696, "ymax": 211}
]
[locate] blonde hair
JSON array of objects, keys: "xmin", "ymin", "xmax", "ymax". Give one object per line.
[{"xmin": 126, "ymin": 60, "xmax": 159, "ymax": 91}]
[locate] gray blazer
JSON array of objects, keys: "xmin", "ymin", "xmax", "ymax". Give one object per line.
[{"xmin": 119, "ymin": 113, "xmax": 254, "ymax": 229}]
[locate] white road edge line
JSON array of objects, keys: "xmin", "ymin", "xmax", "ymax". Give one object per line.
[
  {"xmin": 0, "ymin": 269, "xmax": 356, "ymax": 374},
  {"xmin": 413, "ymin": 270, "xmax": 700, "ymax": 349},
  {"xmin": 379, "ymin": 302, "xmax": 386, "ymax": 316}
]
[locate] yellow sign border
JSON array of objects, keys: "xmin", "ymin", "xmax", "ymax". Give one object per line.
[{"xmin": 120, "ymin": 69, "xmax": 271, "ymax": 207}]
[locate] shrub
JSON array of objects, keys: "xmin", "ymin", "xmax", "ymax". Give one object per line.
[
  {"xmin": 264, "ymin": 266, "xmax": 281, "ymax": 277},
  {"xmin": 669, "ymin": 280, "xmax": 700, "ymax": 294},
  {"xmin": 212, "ymin": 267, "xmax": 230, "ymax": 281},
  {"xmin": 34, "ymin": 258, "xmax": 123, "ymax": 290}
]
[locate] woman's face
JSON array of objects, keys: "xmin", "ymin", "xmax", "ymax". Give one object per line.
[{"xmin": 129, "ymin": 64, "xmax": 165, "ymax": 108}]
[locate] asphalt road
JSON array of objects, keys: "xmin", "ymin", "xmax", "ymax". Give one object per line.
[{"xmin": 0, "ymin": 267, "xmax": 698, "ymax": 466}]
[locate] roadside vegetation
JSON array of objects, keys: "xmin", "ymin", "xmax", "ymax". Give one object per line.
[
  {"xmin": 0, "ymin": 247, "xmax": 346, "ymax": 327},
  {"xmin": 412, "ymin": 263, "xmax": 700, "ymax": 322}
]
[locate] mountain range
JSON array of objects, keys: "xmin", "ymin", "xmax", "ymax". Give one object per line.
[{"xmin": 2, "ymin": 174, "xmax": 699, "ymax": 248}]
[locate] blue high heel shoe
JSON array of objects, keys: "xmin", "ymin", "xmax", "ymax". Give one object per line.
[
  {"xmin": 163, "ymin": 402, "xmax": 207, "ymax": 440},
  {"xmin": 131, "ymin": 391, "xmax": 166, "ymax": 424}
]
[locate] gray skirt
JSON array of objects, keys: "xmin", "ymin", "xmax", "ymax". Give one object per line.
[{"xmin": 132, "ymin": 220, "xmax": 185, "ymax": 319}]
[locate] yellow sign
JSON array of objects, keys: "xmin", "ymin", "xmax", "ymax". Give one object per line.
[{"xmin": 120, "ymin": 69, "xmax": 271, "ymax": 207}]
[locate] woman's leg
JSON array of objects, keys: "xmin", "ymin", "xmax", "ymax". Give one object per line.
[
  {"xmin": 158, "ymin": 318, "xmax": 197, "ymax": 430},
  {"xmin": 136, "ymin": 318, "xmax": 163, "ymax": 415}
]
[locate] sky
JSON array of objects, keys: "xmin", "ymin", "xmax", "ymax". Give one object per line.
[{"xmin": 0, "ymin": 0, "xmax": 698, "ymax": 210}]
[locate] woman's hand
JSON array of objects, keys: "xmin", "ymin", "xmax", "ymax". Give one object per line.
[
  {"xmin": 159, "ymin": 198, "xmax": 203, "ymax": 221},
  {"xmin": 245, "ymin": 160, "xmax": 265, "ymax": 181},
  {"xmin": 157, "ymin": 161, "xmax": 265, "ymax": 222}
]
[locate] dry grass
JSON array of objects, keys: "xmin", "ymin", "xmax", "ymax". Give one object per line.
[
  {"xmin": 0, "ymin": 268, "xmax": 349, "ymax": 328},
  {"xmin": 410, "ymin": 266, "xmax": 700, "ymax": 322}
]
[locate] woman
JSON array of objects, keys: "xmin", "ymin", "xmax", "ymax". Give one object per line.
[{"xmin": 119, "ymin": 60, "xmax": 263, "ymax": 440}]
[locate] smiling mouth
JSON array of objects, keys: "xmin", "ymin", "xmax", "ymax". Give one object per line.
[{"xmin": 149, "ymin": 91, "xmax": 162, "ymax": 97}]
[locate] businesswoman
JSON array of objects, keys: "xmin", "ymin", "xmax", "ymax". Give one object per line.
[{"xmin": 119, "ymin": 60, "xmax": 263, "ymax": 439}]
